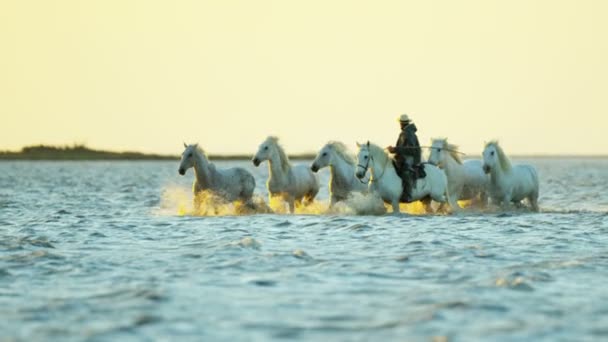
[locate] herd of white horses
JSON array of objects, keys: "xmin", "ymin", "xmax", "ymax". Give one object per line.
[{"xmin": 178, "ymin": 136, "xmax": 540, "ymax": 214}]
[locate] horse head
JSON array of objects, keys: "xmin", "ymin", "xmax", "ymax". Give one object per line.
[
  {"xmin": 355, "ymin": 141, "xmax": 372, "ymax": 179},
  {"xmin": 252, "ymin": 137, "xmax": 274, "ymax": 167},
  {"xmin": 179, "ymin": 143, "xmax": 199, "ymax": 175},
  {"xmin": 482, "ymin": 141, "xmax": 503, "ymax": 174},
  {"xmin": 252, "ymin": 136, "xmax": 290, "ymax": 172},
  {"xmin": 311, "ymin": 143, "xmax": 333, "ymax": 173},
  {"xmin": 428, "ymin": 138, "xmax": 447, "ymax": 167}
]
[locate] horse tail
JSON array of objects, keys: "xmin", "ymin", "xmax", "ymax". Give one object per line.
[
  {"xmin": 309, "ymin": 170, "xmax": 320, "ymax": 198},
  {"xmin": 529, "ymin": 166, "xmax": 539, "ymax": 196},
  {"xmin": 527, "ymin": 165, "xmax": 540, "ymax": 211},
  {"xmin": 239, "ymin": 168, "xmax": 256, "ymax": 200}
]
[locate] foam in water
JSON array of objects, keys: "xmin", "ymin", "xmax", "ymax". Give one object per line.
[
  {"xmin": 328, "ymin": 192, "xmax": 387, "ymax": 215},
  {"xmin": 158, "ymin": 185, "xmax": 192, "ymax": 216},
  {"xmin": 158, "ymin": 185, "xmax": 273, "ymax": 216},
  {"xmin": 158, "ymin": 185, "xmax": 497, "ymax": 216}
]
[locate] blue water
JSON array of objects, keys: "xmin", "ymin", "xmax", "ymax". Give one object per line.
[{"xmin": 1, "ymin": 158, "xmax": 607, "ymax": 341}]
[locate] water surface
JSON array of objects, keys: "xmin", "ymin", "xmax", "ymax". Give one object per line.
[{"xmin": 1, "ymin": 159, "xmax": 607, "ymax": 341}]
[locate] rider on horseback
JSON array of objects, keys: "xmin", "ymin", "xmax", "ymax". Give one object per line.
[{"xmin": 387, "ymin": 114, "xmax": 422, "ymax": 202}]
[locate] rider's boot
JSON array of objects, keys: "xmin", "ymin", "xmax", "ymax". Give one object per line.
[{"xmin": 401, "ymin": 173, "xmax": 412, "ymax": 202}]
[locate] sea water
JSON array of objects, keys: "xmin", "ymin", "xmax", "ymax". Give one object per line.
[{"xmin": 1, "ymin": 158, "xmax": 607, "ymax": 341}]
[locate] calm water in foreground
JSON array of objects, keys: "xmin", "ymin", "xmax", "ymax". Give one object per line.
[{"xmin": 1, "ymin": 158, "xmax": 607, "ymax": 341}]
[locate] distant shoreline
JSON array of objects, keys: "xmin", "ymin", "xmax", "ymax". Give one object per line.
[
  {"xmin": 0, "ymin": 144, "xmax": 317, "ymax": 161},
  {"xmin": 0, "ymin": 145, "xmax": 605, "ymax": 161}
]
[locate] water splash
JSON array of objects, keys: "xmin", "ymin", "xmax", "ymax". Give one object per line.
[
  {"xmin": 157, "ymin": 185, "xmax": 272, "ymax": 216},
  {"xmin": 158, "ymin": 185, "xmax": 192, "ymax": 216},
  {"xmin": 265, "ymin": 192, "xmax": 387, "ymax": 215},
  {"xmin": 329, "ymin": 193, "xmax": 387, "ymax": 215},
  {"xmin": 157, "ymin": 185, "xmax": 479, "ymax": 216}
]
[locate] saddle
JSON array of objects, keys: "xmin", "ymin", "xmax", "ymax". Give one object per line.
[
  {"xmin": 413, "ymin": 163, "xmax": 427, "ymax": 179},
  {"xmin": 391, "ymin": 161, "xmax": 427, "ymax": 181}
]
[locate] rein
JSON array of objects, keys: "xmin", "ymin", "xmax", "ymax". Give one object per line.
[
  {"xmin": 422, "ymin": 146, "xmax": 467, "ymax": 155},
  {"xmin": 394, "ymin": 145, "xmax": 467, "ymax": 155}
]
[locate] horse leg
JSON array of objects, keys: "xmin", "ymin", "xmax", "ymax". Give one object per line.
[
  {"xmin": 421, "ymin": 196, "xmax": 433, "ymax": 213},
  {"xmin": 447, "ymin": 192, "xmax": 463, "ymax": 213},
  {"xmin": 478, "ymin": 191, "xmax": 488, "ymax": 209},
  {"xmin": 193, "ymin": 192, "xmax": 203, "ymax": 214},
  {"xmin": 303, "ymin": 192, "xmax": 315, "ymax": 206},
  {"xmin": 529, "ymin": 193, "xmax": 539, "ymax": 212},
  {"xmin": 329, "ymin": 195, "xmax": 337, "ymax": 208},
  {"xmin": 391, "ymin": 200, "xmax": 400, "ymax": 214},
  {"xmin": 240, "ymin": 188, "xmax": 256, "ymax": 209},
  {"xmin": 288, "ymin": 197, "xmax": 296, "ymax": 214},
  {"xmin": 235, "ymin": 188, "xmax": 253, "ymax": 210},
  {"xmin": 501, "ymin": 193, "xmax": 513, "ymax": 211},
  {"xmin": 530, "ymin": 199, "xmax": 539, "ymax": 212},
  {"xmin": 433, "ymin": 190, "xmax": 449, "ymax": 213}
]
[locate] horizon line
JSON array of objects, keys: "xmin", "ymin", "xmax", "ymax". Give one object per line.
[{"xmin": 1, "ymin": 144, "xmax": 607, "ymax": 160}]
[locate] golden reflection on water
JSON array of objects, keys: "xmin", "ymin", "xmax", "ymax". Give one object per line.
[{"xmin": 158, "ymin": 185, "xmax": 470, "ymax": 216}]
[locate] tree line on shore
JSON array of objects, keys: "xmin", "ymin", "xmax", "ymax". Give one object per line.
[{"xmin": 0, "ymin": 144, "xmax": 316, "ymax": 160}]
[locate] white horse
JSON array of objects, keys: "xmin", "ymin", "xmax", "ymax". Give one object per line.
[
  {"xmin": 355, "ymin": 141, "xmax": 448, "ymax": 213},
  {"xmin": 252, "ymin": 136, "xmax": 319, "ymax": 213},
  {"xmin": 178, "ymin": 143, "xmax": 256, "ymax": 206},
  {"xmin": 482, "ymin": 141, "xmax": 539, "ymax": 211},
  {"xmin": 310, "ymin": 141, "xmax": 367, "ymax": 206},
  {"xmin": 428, "ymin": 138, "xmax": 489, "ymax": 211}
]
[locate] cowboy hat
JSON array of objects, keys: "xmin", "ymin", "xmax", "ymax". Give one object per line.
[{"xmin": 396, "ymin": 114, "xmax": 411, "ymax": 122}]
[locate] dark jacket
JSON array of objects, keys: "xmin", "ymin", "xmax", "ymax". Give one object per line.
[{"xmin": 394, "ymin": 123, "xmax": 421, "ymax": 166}]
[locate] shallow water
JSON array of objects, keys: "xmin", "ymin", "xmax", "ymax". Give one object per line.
[{"xmin": 1, "ymin": 158, "xmax": 607, "ymax": 341}]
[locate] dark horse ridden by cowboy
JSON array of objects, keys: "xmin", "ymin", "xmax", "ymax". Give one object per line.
[{"xmin": 387, "ymin": 114, "xmax": 426, "ymax": 202}]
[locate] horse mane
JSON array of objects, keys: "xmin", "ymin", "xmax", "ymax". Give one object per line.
[
  {"xmin": 327, "ymin": 141, "xmax": 356, "ymax": 166},
  {"xmin": 194, "ymin": 145, "xmax": 208, "ymax": 159},
  {"xmin": 485, "ymin": 140, "xmax": 511, "ymax": 172},
  {"xmin": 443, "ymin": 139, "xmax": 463, "ymax": 165},
  {"xmin": 265, "ymin": 136, "xmax": 291, "ymax": 172},
  {"xmin": 184, "ymin": 143, "xmax": 208, "ymax": 160}
]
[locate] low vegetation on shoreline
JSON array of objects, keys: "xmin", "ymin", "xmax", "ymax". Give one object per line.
[{"xmin": 0, "ymin": 144, "xmax": 316, "ymax": 161}]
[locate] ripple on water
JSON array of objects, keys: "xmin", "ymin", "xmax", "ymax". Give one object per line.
[
  {"xmin": 89, "ymin": 232, "xmax": 107, "ymax": 238},
  {"xmin": 474, "ymin": 251, "xmax": 496, "ymax": 258},
  {"xmin": 3, "ymin": 250, "xmax": 65, "ymax": 266},
  {"xmin": 231, "ymin": 237, "xmax": 262, "ymax": 250},
  {"xmin": 494, "ymin": 276, "xmax": 535, "ymax": 292},
  {"xmin": 1, "ymin": 236, "xmax": 55, "ymax": 250},
  {"xmin": 344, "ymin": 223, "xmax": 372, "ymax": 231},
  {"xmin": 395, "ymin": 255, "xmax": 410, "ymax": 262},
  {"xmin": 477, "ymin": 303, "xmax": 510, "ymax": 313},
  {"xmin": 274, "ymin": 220, "xmax": 292, "ymax": 227},
  {"xmin": 248, "ymin": 279, "xmax": 278, "ymax": 287},
  {"xmin": 86, "ymin": 287, "xmax": 166, "ymax": 302},
  {"xmin": 292, "ymin": 249, "xmax": 313, "ymax": 260},
  {"xmin": 0, "ymin": 268, "xmax": 12, "ymax": 278}
]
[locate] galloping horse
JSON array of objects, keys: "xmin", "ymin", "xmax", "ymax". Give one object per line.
[
  {"xmin": 311, "ymin": 141, "xmax": 367, "ymax": 206},
  {"xmin": 428, "ymin": 138, "xmax": 489, "ymax": 211},
  {"xmin": 482, "ymin": 141, "xmax": 539, "ymax": 211},
  {"xmin": 178, "ymin": 143, "xmax": 256, "ymax": 207},
  {"xmin": 253, "ymin": 136, "xmax": 319, "ymax": 213},
  {"xmin": 355, "ymin": 141, "xmax": 447, "ymax": 213}
]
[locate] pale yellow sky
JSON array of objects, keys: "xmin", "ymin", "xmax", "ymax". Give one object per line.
[{"xmin": 1, "ymin": 0, "xmax": 607, "ymax": 155}]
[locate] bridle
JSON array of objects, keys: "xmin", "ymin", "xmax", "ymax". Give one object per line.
[
  {"xmin": 357, "ymin": 152, "xmax": 388, "ymax": 184},
  {"xmin": 356, "ymin": 155, "xmax": 371, "ymax": 184}
]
